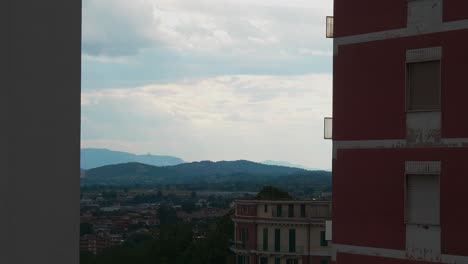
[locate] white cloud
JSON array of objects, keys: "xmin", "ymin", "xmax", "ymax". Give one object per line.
[
  {"xmin": 82, "ymin": 0, "xmax": 334, "ymax": 58},
  {"xmin": 81, "ymin": 73, "xmax": 333, "ymax": 169}
]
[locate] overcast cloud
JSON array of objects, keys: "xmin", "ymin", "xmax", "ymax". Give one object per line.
[{"xmin": 81, "ymin": 0, "xmax": 334, "ymax": 169}]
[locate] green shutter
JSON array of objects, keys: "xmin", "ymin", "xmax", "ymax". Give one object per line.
[
  {"xmin": 288, "ymin": 204, "xmax": 294, "ymax": 217},
  {"xmin": 263, "ymin": 228, "xmax": 268, "ymax": 251},
  {"xmin": 277, "ymin": 205, "xmax": 282, "ymax": 217},
  {"xmin": 275, "ymin": 229, "xmax": 281, "ymax": 252},
  {"xmin": 289, "ymin": 229, "xmax": 296, "ymax": 252},
  {"xmin": 320, "ymin": 259, "xmax": 328, "ymax": 264},
  {"xmin": 300, "ymin": 204, "xmax": 305, "ymax": 217},
  {"xmin": 275, "ymin": 257, "xmax": 281, "ymax": 264},
  {"xmin": 320, "ymin": 231, "xmax": 328, "ymax": 247}
]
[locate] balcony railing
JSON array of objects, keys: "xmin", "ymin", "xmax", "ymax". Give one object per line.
[
  {"xmin": 258, "ymin": 245, "xmax": 306, "ymax": 255},
  {"xmin": 270, "ymin": 209, "xmax": 331, "ymax": 219},
  {"xmin": 230, "ymin": 242, "xmax": 332, "ymax": 256}
]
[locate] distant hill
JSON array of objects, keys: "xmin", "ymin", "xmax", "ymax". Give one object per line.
[
  {"xmin": 80, "ymin": 148, "xmax": 185, "ymax": 169},
  {"xmin": 261, "ymin": 160, "xmax": 321, "ymax": 170},
  {"xmin": 81, "ymin": 160, "xmax": 331, "ymax": 186}
]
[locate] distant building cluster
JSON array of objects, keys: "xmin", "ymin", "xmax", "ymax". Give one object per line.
[{"xmin": 80, "ymin": 189, "xmax": 233, "ymax": 255}]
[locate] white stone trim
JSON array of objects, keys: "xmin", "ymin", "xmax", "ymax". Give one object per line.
[
  {"xmin": 406, "ymin": 47, "xmax": 442, "ymax": 63},
  {"xmin": 232, "ymin": 217, "xmax": 327, "ymax": 226},
  {"xmin": 332, "ymin": 244, "xmax": 468, "ymax": 263},
  {"xmin": 333, "ymin": 244, "xmax": 406, "ymax": 261},
  {"xmin": 333, "ymin": 19, "xmax": 468, "ymax": 55},
  {"xmin": 333, "ymin": 138, "xmax": 468, "ymax": 159},
  {"xmin": 405, "ymin": 161, "xmax": 441, "ymax": 174}
]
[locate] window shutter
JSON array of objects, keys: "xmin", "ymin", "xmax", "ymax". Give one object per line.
[
  {"xmin": 263, "ymin": 228, "xmax": 268, "ymax": 251},
  {"xmin": 320, "ymin": 231, "xmax": 328, "ymax": 246},
  {"xmin": 275, "ymin": 229, "xmax": 281, "ymax": 252},
  {"xmin": 407, "ymin": 60, "xmax": 441, "ymax": 110},
  {"xmin": 289, "ymin": 229, "xmax": 296, "ymax": 252},
  {"xmin": 407, "ymin": 175, "xmax": 440, "ymax": 225}
]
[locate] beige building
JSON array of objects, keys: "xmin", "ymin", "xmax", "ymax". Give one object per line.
[{"xmin": 231, "ymin": 200, "xmax": 332, "ymax": 264}]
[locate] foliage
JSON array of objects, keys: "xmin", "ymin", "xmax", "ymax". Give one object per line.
[
  {"xmin": 80, "ymin": 213, "xmax": 235, "ymax": 264},
  {"xmin": 158, "ymin": 204, "xmax": 179, "ymax": 225},
  {"xmin": 80, "ymin": 223, "xmax": 94, "ymax": 236},
  {"xmin": 256, "ymin": 186, "xmax": 293, "ymax": 200}
]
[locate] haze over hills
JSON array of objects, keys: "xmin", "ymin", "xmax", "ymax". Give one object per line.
[
  {"xmin": 260, "ymin": 160, "xmax": 328, "ymax": 171},
  {"xmin": 80, "ymin": 148, "xmax": 185, "ymax": 169},
  {"xmin": 81, "ymin": 160, "xmax": 331, "ymax": 186}
]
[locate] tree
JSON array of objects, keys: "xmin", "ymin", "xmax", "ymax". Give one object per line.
[
  {"xmin": 80, "ymin": 223, "xmax": 94, "ymax": 236},
  {"xmin": 181, "ymin": 201, "xmax": 196, "ymax": 213},
  {"xmin": 156, "ymin": 190, "xmax": 163, "ymax": 199},
  {"xmin": 158, "ymin": 204, "xmax": 178, "ymax": 225},
  {"xmin": 256, "ymin": 186, "xmax": 293, "ymax": 200}
]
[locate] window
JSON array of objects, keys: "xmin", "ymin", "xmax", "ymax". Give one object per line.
[
  {"xmin": 288, "ymin": 229, "xmax": 296, "ymax": 253},
  {"xmin": 240, "ymin": 228, "xmax": 249, "ymax": 249},
  {"xmin": 288, "ymin": 204, "xmax": 294, "ymax": 217},
  {"xmin": 320, "ymin": 259, "xmax": 329, "ymax": 264},
  {"xmin": 238, "ymin": 256, "xmax": 250, "ymax": 264},
  {"xmin": 275, "ymin": 229, "xmax": 281, "ymax": 252},
  {"xmin": 263, "ymin": 228, "xmax": 268, "ymax": 251},
  {"xmin": 275, "ymin": 257, "xmax": 281, "ymax": 264},
  {"xmin": 320, "ymin": 230, "xmax": 328, "ymax": 247},
  {"xmin": 276, "ymin": 205, "xmax": 282, "ymax": 217},
  {"xmin": 286, "ymin": 259, "xmax": 298, "ymax": 264},
  {"xmin": 264, "ymin": 204, "xmax": 268, "ymax": 213},
  {"xmin": 300, "ymin": 204, "xmax": 306, "ymax": 217},
  {"xmin": 406, "ymin": 174, "xmax": 440, "ymax": 225},
  {"xmin": 260, "ymin": 257, "xmax": 268, "ymax": 264},
  {"xmin": 406, "ymin": 60, "xmax": 441, "ymax": 111}
]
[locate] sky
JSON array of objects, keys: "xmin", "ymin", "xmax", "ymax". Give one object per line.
[{"xmin": 81, "ymin": 0, "xmax": 334, "ymax": 170}]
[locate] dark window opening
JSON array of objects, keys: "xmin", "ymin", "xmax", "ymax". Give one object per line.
[
  {"xmin": 407, "ymin": 60, "xmax": 441, "ymax": 111},
  {"xmin": 288, "ymin": 204, "xmax": 294, "ymax": 217}
]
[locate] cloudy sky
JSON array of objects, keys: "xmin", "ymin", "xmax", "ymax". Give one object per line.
[{"xmin": 81, "ymin": 0, "xmax": 334, "ymax": 169}]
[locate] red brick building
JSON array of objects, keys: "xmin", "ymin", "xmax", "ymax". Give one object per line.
[{"xmin": 329, "ymin": 0, "xmax": 468, "ymax": 263}]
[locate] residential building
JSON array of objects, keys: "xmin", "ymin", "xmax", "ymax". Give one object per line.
[
  {"xmin": 80, "ymin": 234, "xmax": 123, "ymax": 255},
  {"xmin": 232, "ymin": 200, "xmax": 332, "ymax": 264},
  {"xmin": 327, "ymin": 0, "xmax": 468, "ymax": 263}
]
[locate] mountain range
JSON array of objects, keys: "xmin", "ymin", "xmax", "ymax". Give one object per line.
[
  {"xmin": 80, "ymin": 148, "xmax": 184, "ymax": 169},
  {"xmin": 260, "ymin": 160, "xmax": 326, "ymax": 171},
  {"xmin": 81, "ymin": 160, "xmax": 331, "ymax": 186}
]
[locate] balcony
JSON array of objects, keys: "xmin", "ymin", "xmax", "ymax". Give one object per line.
[
  {"xmin": 258, "ymin": 245, "xmax": 306, "ymax": 255},
  {"xmin": 230, "ymin": 240, "xmax": 333, "ymax": 257}
]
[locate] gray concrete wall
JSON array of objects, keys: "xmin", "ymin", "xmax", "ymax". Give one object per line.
[{"xmin": 1, "ymin": 1, "xmax": 81, "ymax": 264}]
